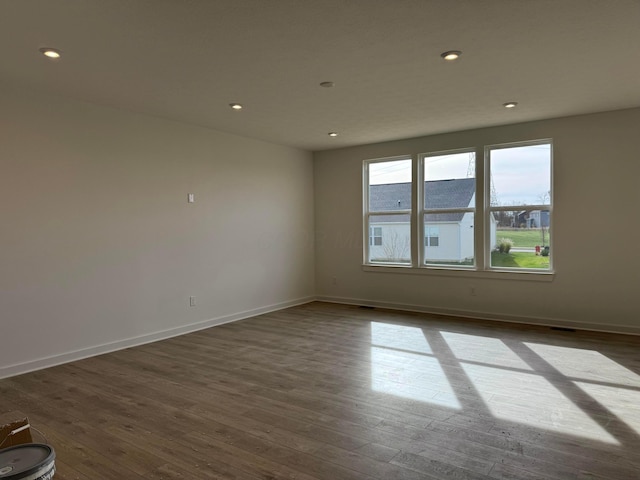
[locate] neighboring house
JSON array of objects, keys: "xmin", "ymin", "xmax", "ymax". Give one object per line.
[
  {"xmin": 369, "ymin": 178, "xmax": 497, "ymax": 263},
  {"xmin": 528, "ymin": 210, "xmax": 550, "ymax": 228},
  {"xmin": 515, "ymin": 210, "xmax": 550, "ymax": 228}
]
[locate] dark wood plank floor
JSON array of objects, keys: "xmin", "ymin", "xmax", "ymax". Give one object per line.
[{"xmin": 2, "ymin": 302, "xmax": 640, "ymax": 479}]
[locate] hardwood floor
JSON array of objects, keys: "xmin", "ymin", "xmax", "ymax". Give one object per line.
[{"xmin": 2, "ymin": 302, "xmax": 640, "ymax": 479}]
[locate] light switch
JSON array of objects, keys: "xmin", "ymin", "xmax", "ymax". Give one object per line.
[{"xmin": 188, "ymin": 193, "xmax": 195, "ymax": 203}]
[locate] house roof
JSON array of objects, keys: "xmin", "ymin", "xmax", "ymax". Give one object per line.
[{"xmin": 370, "ymin": 178, "xmax": 475, "ymax": 223}]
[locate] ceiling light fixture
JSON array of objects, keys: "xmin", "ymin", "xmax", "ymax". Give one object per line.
[
  {"xmin": 39, "ymin": 47, "xmax": 61, "ymax": 59},
  {"xmin": 229, "ymin": 103, "xmax": 243, "ymax": 110},
  {"xmin": 503, "ymin": 102, "xmax": 518, "ymax": 108},
  {"xmin": 328, "ymin": 132, "xmax": 338, "ymax": 137},
  {"xmin": 440, "ymin": 50, "xmax": 461, "ymax": 61},
  {"xmin": 320, "ymin": 81, "xmax": 335, "ymax": 88}
]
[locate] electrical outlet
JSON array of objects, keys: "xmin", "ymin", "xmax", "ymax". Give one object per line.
[
  {"xmin": 470, "ymin": 286, "xmax": 477, "ymax": 296},
  {"xmin": 189, "ymin": 296, "xmax": 196, "ymax": 306}
]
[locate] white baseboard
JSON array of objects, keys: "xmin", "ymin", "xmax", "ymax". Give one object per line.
[
  {"xmin": 4, "ymin": 294, "xmax": 637, "ymax": 380},
  {"xmin": 0, "ymin": 296, "xmax": 315, "ymax": 380},
  {"xmin": 315, "ymin": 295, "xmax": 640, "ymax": 336}
]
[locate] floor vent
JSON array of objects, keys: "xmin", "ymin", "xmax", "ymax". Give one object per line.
[
  {"xmin": 359, "ymin": 305, "xmax": 375, "ymax": 309},
  {"xmin": 550, "ymin": 326, "xmax": 576, "ymax": 332}
]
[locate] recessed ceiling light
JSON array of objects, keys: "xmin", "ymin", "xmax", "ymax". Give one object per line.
[
  {"xmin": 229, "ymin": 103, "xmax": 243, "ymax": 110},
  {"xmin": 39, "ymin": 47, "xmax": 61, "ymax": 59},
  {"xmin": 320, "ymin": 81, "xmax": 335, "ymax": 88},
  {"xmin": 503, "ymin": 102, "xmax": 518, "ymax": 108},
  {"xmin": 440, "ymin": 50, "xmax": 462, "ymax": 61},
  {"xmin": 328, "ymin": 132, "xmax": 338, "ymax": 137}
]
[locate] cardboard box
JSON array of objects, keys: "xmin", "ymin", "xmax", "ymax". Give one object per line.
[{"xmin": 0, "ymin": 418, "xmax": 33, "ymax": 449}]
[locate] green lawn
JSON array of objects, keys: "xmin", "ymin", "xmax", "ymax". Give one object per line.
[
  {"xmin": 491, "ymin": 251, "xmax": 550, "ymax": 269},
  {"xmin": 426, "ymin": 252, "xmax": 549, "ymax": 269},
  {"xmin": 496, "ymin": 229, "xmax": 549, "ymax": 248}
]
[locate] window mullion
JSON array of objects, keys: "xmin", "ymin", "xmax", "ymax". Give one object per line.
[
  {"xmin": 363, "ymin": 162, "xmax": 370, "ymax": 265},
  {"xmin": 489, "ymin": 204, "xmax": 551, "ymax": 212},
  {"xmin": 478, "ymin": 146, "xmax": 487, "ymax": 270},
  {"xmin": 424, "ymin": 208, "xmax": 475, "ymax": 214},
  {"xmin": 415, "ymin": 155, "xmax": 423, "ymax": 267}
]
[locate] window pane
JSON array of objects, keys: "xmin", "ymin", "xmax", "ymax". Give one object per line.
[
  {"xmin": 424, "ymin": 213, "xmax": 474, "ymax": 267},
  {"xmin": 491, "ymin": 209, "xmax": 551, "ymax": 270},
  {"xmin": 424, "ymin": 151, "xmax": 475, "ymax": 210},
  {"xmin": 424, "ymin": 151, "xmax": 474, "ymax": 182},
  {"xmin": 369, "ymin": 214, "xmax": 411, "ymax": 264},
  {"xmin": 424, "ymin": 226, "xmax": 440, "ymax": 247},
  {"xmin": 490, "ymin": 144, "xmax": 551, "ymax": 206},
  {"xmin": 369, "ymin": 159, "xmax": 412, "ymax": 212},
  {"xmin": 370, "ymin": 226, "xmax": 383, "ymax": 246}
]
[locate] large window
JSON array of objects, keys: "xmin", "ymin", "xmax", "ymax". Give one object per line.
[
  {"xmin": 364, "ymin": 157, "xmax": 412, "ymax": 265},
  {"xmin": 422, "ymin": 150, "xmax": 476, "ymax": 267},
  {"xmin": 487, "ymin": 141, "xmax": 552, "ymax": 271},
  {"xmin": 363, "ymin": 140, "xmax": 553, "ymax": 275}
]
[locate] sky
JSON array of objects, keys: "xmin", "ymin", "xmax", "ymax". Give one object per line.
[{"xmin": 369, "ymin": 144, "xmax": 551, "ymax": 206}]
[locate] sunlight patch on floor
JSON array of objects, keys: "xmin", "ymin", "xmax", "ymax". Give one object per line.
[
  {"xmin": 460, "ymin": 363, "xmax": 619, "ymax": 444},
  {"xmin": 370, "ymin": 346, "xmax": 462, "ymax": 408},
  {"xmin": 370, "ymin": 322, "xmax": 460, "ymax": 408},
  {"xmin": 369, "ymin": 322, "xmax": 628, "ymax": 444},
  {"xmin": 524, "ymin": 343, "xmax": 640, "ymax": 386},
  {"xmin": 370, "ymin": 322, "xmax": 433, "ymax": 354},
  {"xmin": 575, "ymin": 382, "xmax": 640, "ymax": 437},
  {"xmin": 441, "ymin": 331, "xmax": 533, "ymax": 370}
]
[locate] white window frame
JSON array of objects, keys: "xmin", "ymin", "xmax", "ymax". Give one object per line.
[
  {"xmin": 362, "ymin": 140, "xmax": 554, "ymax": 281},
  {"xmin": 484, "ymin": 139, "xmax": 554, "ymax": 272},
  {"xmin": 363, "ymin": 156, "xmax": 413, "ymax": 266},
  {"xmin": 419, "ymin": 148, "xmax": 476, "ymax": 269}
]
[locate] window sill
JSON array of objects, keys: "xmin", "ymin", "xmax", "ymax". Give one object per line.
[{"xmin": 362, "ymin": 264, "xmax": 555, "ymax": 282}]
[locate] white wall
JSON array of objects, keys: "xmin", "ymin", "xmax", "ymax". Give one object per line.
[
  {"xmin": 369, "ymin": 223, "xmax": 411, "ymax": 263},
  {"xmin": 314, "ymin": 108, "xmax": 640, "ymax": 334},
  {"xmin": 369, "ymin": 220, "xmax": 473, "ymax": 263},
  {"xmin": 0, "ymin": 84, "xmax": 315, "ymax": 378},
  {"xmin": 425, "ymin": 223, "xmax": 461, "ymax": 263}
]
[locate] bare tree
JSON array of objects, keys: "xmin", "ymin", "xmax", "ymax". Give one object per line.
[{"xmin": 382, "ymin": 230, "xmax": 410, "ymax": 262}]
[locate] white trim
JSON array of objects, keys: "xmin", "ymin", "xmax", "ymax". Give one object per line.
[
  {"xmin": 0, "ymin": 296, "xmax": 316, "ymax": 380},
  {"xmin": 362, "ymin": 264, "xmax": 554, "ymax": 281},
  {"xmin": 484, "ymin": 138, "xmax": 554, "ymax": 151},
  {"xmin": 4, "ymin": 295, "xmax": 638, "ymax": 380},
  {"xmin": 363, "ymin": 155, "xmax": 413, "ymax": 265},
  {"xmin": 315, "ymin": 296, "xmax": 640, "ymax": 336},
  {"xmin": 415, "ymin": 154, "xmax": 423, "ymax": 267},
  {"xmin": 489, "ymin": 204, "xmax": 550, "ymax": 212},
  {"xmin": 368, "ymin": 209, "xmax": 411, "ymax": 216},
  {"xmin": 485, "ymin": 139, "xmax": 553, "ymax": 272},
  {"xmin": 424, "ymin": 207, "xmax": 475, "ymax": 214}
]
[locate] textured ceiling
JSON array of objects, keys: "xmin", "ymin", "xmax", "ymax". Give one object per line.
[{"xmin": 2, "ymin": 0, "xmax": 639, "ymax": 151}]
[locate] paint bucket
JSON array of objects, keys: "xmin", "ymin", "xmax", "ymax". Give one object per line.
[{"xmin": 0, "ymin": 444, "xmax": 55, "ymax": 479}]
